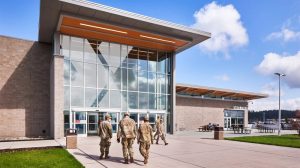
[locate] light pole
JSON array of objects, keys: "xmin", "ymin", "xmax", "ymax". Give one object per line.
[{"xmin": 274, "ymin": 72, "xmax": 286, "ymax": 136}]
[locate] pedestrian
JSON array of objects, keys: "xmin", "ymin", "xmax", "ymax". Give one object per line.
[
  {"xmin": 153, "ymin": 115, "xmax": 160, "ymax": 140},
  {"xmin": 98, "ymin": 114, "xmax": 112, "ymax": 159},
  {"xmin": 155, "ymin": 117, "xmax": 168, "ymax": 145},
  {"xmin": 117, "ymin": 112, "xmax": 137, "ymax": 164},
  {"xmin": 137, "ymin": 116, "xmax": 153, "ymax": 164}
]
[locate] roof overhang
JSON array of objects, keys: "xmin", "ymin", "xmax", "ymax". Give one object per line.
[
  {"xmin": 39, "ymin": 0, "xmax": 211, "ymax": 53},
  {"xmin": 176, "ymin": 83, "xmax": 268, "ymax": 101}
]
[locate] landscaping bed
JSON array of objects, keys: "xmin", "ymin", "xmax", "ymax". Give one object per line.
[{"xmin": 225, "ymin": 134, "xmax": 300, "ymax": 148}]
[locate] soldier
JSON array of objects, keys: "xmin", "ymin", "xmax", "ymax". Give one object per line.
[
  {"xmin": 137, "ymin": 116, "xmax": 153, "ymax": 164},
  {"xmin": 153, "ymin": 115, "xmax": 161, "ymax": 140},
  {"xmin": 117, "ymin": 112, "xmax": 137, "ymax": 164},
  {"xmin": 155, "ymin": 117, "xmax": 168, "ymax": 145},
  {"xmin": 98, "ymin": 114, "xmax": 112, "ymax": 159}
]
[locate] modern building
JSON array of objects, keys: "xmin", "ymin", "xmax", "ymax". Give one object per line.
[{"xmin": 0, "ymin": 0, "xmax": 266, "ymax": 139}]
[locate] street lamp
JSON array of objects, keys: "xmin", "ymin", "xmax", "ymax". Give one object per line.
[{"xmin": 274, "ymin": 72, "xmax": 286, "ymax": 136}]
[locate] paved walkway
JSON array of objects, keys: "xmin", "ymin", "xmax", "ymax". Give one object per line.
[{"xmin": 67, "ymin": 134, "xmax": 300, "ymax": 168}]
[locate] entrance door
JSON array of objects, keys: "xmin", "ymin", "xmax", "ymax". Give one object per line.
[
  {"xmin": 224, "ymin": 117, "xmax": 231, "ymax": 130},
  {"xmin": 87, "ymin": 113, "xmax": 98, "ymax": 135}
]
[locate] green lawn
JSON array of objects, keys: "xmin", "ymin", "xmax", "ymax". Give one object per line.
[
  {"xmin": 0, "ymin": 148, "xmax": 83, "ymax": 168},
  {"xmin": 226, "ymin": 134, "xmax": 300, "ymax": 148}
]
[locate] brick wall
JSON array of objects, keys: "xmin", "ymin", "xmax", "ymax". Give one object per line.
[
  {"xmin": 0, "ymin": 35, "xmax": 51, "ymax": 138},
  {"xmin": 176, "ymin": 96, "xmax": 248, "ymax": 132}
]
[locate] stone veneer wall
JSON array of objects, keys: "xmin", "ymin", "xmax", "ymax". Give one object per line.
[
  {"xmin": 176, "ymin": 96, "xmax": 248, "ymax": 132},
  {"xmin": 0, "ymin": 36, "xmax": 51, "ymax": 138}
]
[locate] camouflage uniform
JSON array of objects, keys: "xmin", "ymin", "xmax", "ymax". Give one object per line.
[
  {"xmin": 155, "ymin": 119, "xmax": 168, "ymax": 145},
  {"xmin": 98, "ymin": 117, "xmax": 112, "ymax": 159},
  {"xmin": 117, "ymin": 113, "xmax": 137, "ymax": 163},
  {"xmin": 137, "ymin": 116, "xmax": 153, "ymax": 164}
]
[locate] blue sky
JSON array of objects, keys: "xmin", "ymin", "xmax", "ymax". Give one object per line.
[{"xmin": 1, "ymin": 0, "xmax": 300, "ymax": 110}]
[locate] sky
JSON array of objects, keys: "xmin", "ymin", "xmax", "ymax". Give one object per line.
[{"xmin": 1, "ymin": 0, "xmax": 300, "ymax": 111}]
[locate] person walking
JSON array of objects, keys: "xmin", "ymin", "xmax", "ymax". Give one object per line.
[
  {"xmin": 155, "ymin": 117, "xmax": 168, "ymax": 145},
  {"xmin": 98, "ymin": 114, "xmax": 112, "ymax": 159},
  {"xmin": 117, "ymin": 112, "xmax": 137, "ymax": 164},
  {"xmin": 137, "ymin": 116, "xmax": 153, "ymax": 164}
]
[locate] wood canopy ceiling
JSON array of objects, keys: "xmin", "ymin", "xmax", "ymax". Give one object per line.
[
  {"xmin": 176, "ymin": 85, "xmax": 267, "ymax": 100},
  {"xmin": 59, "ymin": 16, "xmax": 189, "ymax": 51}
]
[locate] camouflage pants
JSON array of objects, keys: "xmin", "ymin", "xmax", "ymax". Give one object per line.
[
  {"xmin": 121, "ymin": 138, "xmax": 134, "ymax": 159},
  {"xmin": 156, "ymin": 133, "xmax": 167, "ymax": 144},
  {"xmin": 100, "ymin": 138, "xmax": 111, "ymax": 155},
  {"xmin": 139, "ymin": 141, "xmax": 150, "ymax": 159}
]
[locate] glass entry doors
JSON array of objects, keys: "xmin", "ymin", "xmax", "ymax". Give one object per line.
[
  {"xmin": 224, "ymin": 117, "xmax": 231, "ymax": 130},
  {"xmin": 87, "ymin": 113, "xmax": 98, "ymax": 135}
]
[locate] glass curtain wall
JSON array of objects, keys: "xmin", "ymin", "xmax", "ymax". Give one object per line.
[
  {"xmin": 61, "ymin": 34, "xmax": 172, "ymax": 134},
  {"xmin": 224, "ymin": 110, "xmax": 244, "ymax": 128}
]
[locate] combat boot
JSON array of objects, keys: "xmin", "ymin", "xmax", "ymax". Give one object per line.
[
  {"xmin": 124, "ymin": 158, "xmax": 129, "ymax": 164},
  {"xmin": 104, "ymin": 151, "xmax": 110, "ymax": 159},
  {"xmin": 130, "ymin": 157, "xmax": 134, "ymax": 163},
  {"xmin": 99, "ymin": 153, "xmax": 104, "ymax": 159},
  {"xmin": 144, "ymin": 157, "xmax": 148, "ymax": 164}
]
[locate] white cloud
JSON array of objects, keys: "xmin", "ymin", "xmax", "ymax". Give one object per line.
[
  {"xmin": 256, "ymin": 51, "xmax": 300, "ymax": 88},
  {"xmin": 192, "ymin": 1, "xmax": 248, "ymax": 58},
  {"xmin": 266, "ymin": 28, "xmax": 300, "ymax": 42},
  {"xmin": 249, "ymin": 98, "xmax": 300, "ymax": 111},
  {"xmin": 214, "ymin": 74, "xmax": 230, "ymax": 81},
  {"xmin": 261, "ymin": 82, "xmax": 284, "ymax": 97}
]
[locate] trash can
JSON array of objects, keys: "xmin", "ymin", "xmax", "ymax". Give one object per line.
[
  {"xmin": 214, "ymin": 126, "xmax": 224, "ymax": 140},
  {"xmin": 66, "ymin": 129, "xmax": 77, "ymax": 149}
]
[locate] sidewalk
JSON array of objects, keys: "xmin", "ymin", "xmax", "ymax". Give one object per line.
[
  {"xmin": 68, "ymin": 134, "xmax": 300, "ymax": 168},
  {"xmin": 0, "ymin": 139, "xmax": 61, "ymax": 151}
]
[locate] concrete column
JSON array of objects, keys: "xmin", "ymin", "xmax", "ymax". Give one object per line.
[
  {"xmin": 171, "ymin": 53, "xmax": 176, "ymax": 134},
  {"xmin": 50, "ymin": 54, "xmax": 64, "ymax": 139},
  {"xmin": 244, "ymin": 109, "xmax": 249, "ymax": 127},
  {"xmin": 50, "ymin": 32, "xmax": 64, "ymax": 139}
]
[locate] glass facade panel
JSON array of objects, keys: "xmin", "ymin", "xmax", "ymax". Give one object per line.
[
  {"xmin": 98, "ymin": 89, "xmax": 109, "ymax": 108},
  {"xmin": 148, "ymin": 72, "xmax": 156, "ymax": 93},
  {"xmin": 84, "ymin": 39, "xmax": 97, "ymax": 63},
  {"xmin": 71, "ymin": 61, "xmax": 83, "ymax": 86},
  {"xmin": 139, "ymin": 93, "xmax": 148, "ymax": 109},
  {"xmin": 110, "ymin": 90, "xmax": 121, "ymax": 108},
  {"xmin": 85, "ymin": 63, "xmax": 96, "ymax": 88},
  {"xmin": 128, "ymin": 92, "xmax": 138, "ymax": 109},
  {"xmin": 148, "ymin": 50, "xmax": 157, "ymax": 72},
  {"xmin": 64, "ymin": 86, "xmax": 70, "ymax": 109},
  {"xmin": 61, "ymin": 35, "xmax": 70, "ymax": 58},
  {"xmin": 149, "ymin": 93, "xmax": 157, "ymax": 109},
  {"xmin": 128, "ymin": 69, "xmax": 138, "ymax": 91},
  {"xmin": 121, "ymin": 45, "xmax": 128, "ymax": 68},
  {"xmin": 97, "ymin": 42, "xmax": 109, "ymax": 65},
  {"xmin": 85, "ymin": 88, "xmax": 97, "ymax": 107},
  {"xmin": 127, "ymin": 47, "xmax": 138, "ymax": 69},
  {"xmin": 70, "ymin": 37, "xmax": 83, "ymax": 61},
  {"xmin": 98, "ymin": 64, "xmax": 109, "ymax": 89},
  {"xmin": 138, "ymin": 48, "xmax": 148, "ymax": 71},
  {"xmin": 64, "ymin": 59, "xmax": 70, "ymax": 85},
  {"xmin": 71, "ymin": 87, "xmax": 84, "ymax": 107},
  {"xmin": 138, "ymin": 70, "xmax": 148, "ymax": 92},
  {"xmin": 121, "ymin": 68, "xmax": 127, "ymax": 90},
  {"xmin": 157, "ymin": 74, "xmax": 166, "ymax": 94},
  {"xmin": 110, "ymin": 67, "xmax": 121, "ymax": 90},
  {"xmin": 110, "ymin": 43, "xmax": 121, "ymax": 67},
  {"xmin": 121, "ymin": 91, "xmax": 128, "ymax": 111},
  {"xmin": 157, "ymin": 51, "xmax": 166, "ymax": 74}
]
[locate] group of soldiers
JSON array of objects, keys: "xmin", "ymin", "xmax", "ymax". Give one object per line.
[{"xmin": 98, "ymin": 112, "xmax": 168, "ymax": 165}]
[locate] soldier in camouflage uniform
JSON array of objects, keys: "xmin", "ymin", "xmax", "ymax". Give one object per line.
[
  {"xmin": 137, "ymin": 116, "xmax": 153, "ymax": 164},
  {"xmin": 117, "ymin": 112, "xmax": 137, "ymax": 164},
  {"xmin": 98, "ymin": 114, "xmax": 112, "ymax": 159},
  {"xmin": 155, "ymin": 116, "xmax": 168, "ymax": 145}
]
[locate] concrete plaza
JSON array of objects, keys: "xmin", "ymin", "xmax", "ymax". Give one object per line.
[{"xmin": 66, "ymin": 133, "xmax": 300, "ymax": 168}]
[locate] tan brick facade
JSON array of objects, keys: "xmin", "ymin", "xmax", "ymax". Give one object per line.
[
  {"xmin": 0, "ymin": 36, "xmax": 51, "ymax": 138},
  {"xmin": 176, "ymin": 96, "xmax": 248, "ymax": 132}
]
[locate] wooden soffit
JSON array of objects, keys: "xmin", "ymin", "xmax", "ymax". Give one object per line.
[{"xmin": 58, "ymin": 16, "xmax": 190, "ymax": 51}]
